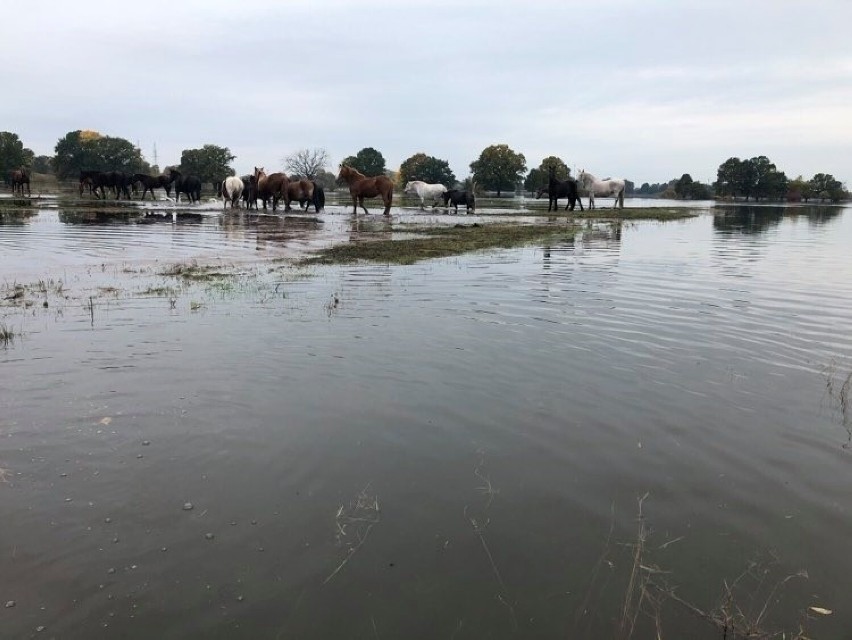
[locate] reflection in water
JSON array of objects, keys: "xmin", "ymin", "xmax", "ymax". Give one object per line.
[
  {"xmin": 714, "ymin": 204, "xmax": 842, "ymax": 235},
  {"xmin": 2, "ymin": 207, "xmax": 852, "ymax": 638},
  {"xmin": 0, "ymin": 207, "xmax": 37, "ymax": 225}
]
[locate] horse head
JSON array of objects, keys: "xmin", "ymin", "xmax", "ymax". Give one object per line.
[{"xmin": 535, "ymin": 186, "xmax": 548, "ymax": 199}]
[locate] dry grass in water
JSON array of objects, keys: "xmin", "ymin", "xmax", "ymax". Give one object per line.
[
  {"xmin": 324, "ymin": 484, "xmax": 381, "ymax": 584},
  {"xmin": 597, "ymin": 495, "xmax": 820, "ymax": 640},
  {"xmin": 0, "ymin": 322, "xmax": 19, "ymax": 346},
  {"xmin": 464, "ymin": 451, "xmax": 517, "ymax": 630}
]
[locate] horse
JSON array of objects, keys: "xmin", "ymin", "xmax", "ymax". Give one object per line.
[
  {"xmin": 240, "ymin": 174, "xmax": 257, "ymax": 209},
  {"xmin": 535, "ymin": 170, "xmax": 584, "ymax": 212},
  {"xmin": 10, "ymin": 168, "xmax": 31, "ymax": 196},
  {"xmin": 131, "ymin": 173, "xmax": 174, "ymax": 200},
  {"xmin": 438, "ymin": 189, "xmax": 475, "ymax": 214},
  {"xmin": 337, "ymin": 165, "xmax": 393, "ymax": 215},
  {"xmin": 308, "ymin": 182, "xmax": 325, "ymax": 212},
  {"xmin": 253, "ymin": 167, "xmax": 290, "ymax": 212},
  {"xmin": 577, "ymin": 170, "xmax": 626, "ymax": 209},
  {"xmin": 168, "ymin": 169, "xmax": 202, "ymax": 203},
  {"xmin": 222, "ymin": 176, "xmax": 244, "ymax": 209},
  {"xmin": 404, "ymin": 180, "xmax": 447, "ymax": 209},
  {"xmin": 286, "ymin": 178, "xmax": 315, "ymax": 210},
  {"xmin": 80, "ymin": 170, "xmax": 132, "ymax": 199}
]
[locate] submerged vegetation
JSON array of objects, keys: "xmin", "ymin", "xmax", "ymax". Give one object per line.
[{"xmin": 302, "ymin": 222, "xmax": 577, "ymax": 265}]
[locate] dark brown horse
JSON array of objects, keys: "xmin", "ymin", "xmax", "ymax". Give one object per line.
[
  {"xmin": 131, "ymin": 173, "xmax": 174, "ymax": 200},
  {"xmin": 253, "ymin": 167, "xmax": 290, "ymax": 212},
  {"xmin": 10, "ymin": 168, "xmax": 31, "ymax": 196},
  {"xmin": 337, "ymin": 165, "xmax": 393, "ymax": 215}
]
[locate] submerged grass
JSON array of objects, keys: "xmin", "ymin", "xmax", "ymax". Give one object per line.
[{"xmin": 301, "ymin": 222, "xmax": 576, "ymax": 266}]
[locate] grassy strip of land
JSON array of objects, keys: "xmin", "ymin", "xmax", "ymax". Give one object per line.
[{"xmin": 301, "ymin": 222, "xmax": 577, "ymax": 266}]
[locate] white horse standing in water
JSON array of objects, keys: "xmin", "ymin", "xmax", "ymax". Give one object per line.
[
  {"xmin": 222, "ymin": 176, "xmax": 244, "ymax": 210},
  {"xmin": 404, "ymin": 180, "xmax": 448, "ymax": 209},
  {"xmin": 577, "ymin": 170, "xmax": 626, "ymax": 209}
]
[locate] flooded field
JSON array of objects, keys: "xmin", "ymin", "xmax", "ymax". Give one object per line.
[{"xmin": 2, "ymin": 195, "xmax": 851, "ymax": 639}]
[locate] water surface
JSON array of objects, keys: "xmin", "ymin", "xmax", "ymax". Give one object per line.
[{"xmin": 1, "ymin": 203, "xmax": 851, "ymax": 639}]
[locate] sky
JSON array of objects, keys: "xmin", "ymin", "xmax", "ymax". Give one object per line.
[{"xmin": 3, "ymin": 0, "xmax": 851, "ymax": 186}]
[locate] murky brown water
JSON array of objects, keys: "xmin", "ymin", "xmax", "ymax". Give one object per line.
[{"xmin": 1, "ymin": 199, "xmax": 851, "ymax": 639}]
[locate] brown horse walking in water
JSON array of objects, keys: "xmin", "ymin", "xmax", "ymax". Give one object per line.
[
  {"xmin": 253, "ymin": 167, "xmax": 290, "ymax": 212},
  {"xmin": 10, "ymin": 168, "xmax": 31, "ymax": 196},
  {"xmin": 337, "ymin": 165, "xmax": 393, "ymax": 215}
]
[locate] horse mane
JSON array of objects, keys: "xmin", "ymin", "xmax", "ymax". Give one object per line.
[{"xmin": 340, "ymin": 164, "xmax": 366, "ymax": 181}]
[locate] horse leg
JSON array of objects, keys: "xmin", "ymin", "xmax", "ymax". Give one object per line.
[
  {"xmin": 384, "ymin": 191, "xmax": 392, "ymax": 216},
  {"xmin": 351, "ymin": 195, "xmax": 358, "ymax": 215},
  {"xmin": 360, "ymin": 197, "xmax": 370, "ymax": 216}
]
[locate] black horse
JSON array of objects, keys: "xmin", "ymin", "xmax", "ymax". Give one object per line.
[
  {"xmin": 240, "ymin": 174, "xmax": 257, "ymax": 209},
  {"xmin": 309, "ymin": 182, "xmax": 325, "ymax": 212},
  {"xmin": 10, "ymin": 168, "xmax": 31, "ymax": 196},
  {"xmin": 169, "ymin": 169, "xmax": 202, "ymax": 204},
  {"xmin": 131, "ymin": 173, "xmax": 174, "ymax": 200},
  {"xmin": 79, "ymin": 170, "xmax": 132, "ymax": 199},
  {"xmin": 437, "ymin": 189, "xmax": 475, "ymax": 214},
  {"xmin": 536, "ymin": 170, "xmax": 583, "ymax": 212}
]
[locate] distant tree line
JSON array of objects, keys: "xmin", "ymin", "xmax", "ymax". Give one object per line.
[{"xmin": 1, "ymin": 129, "xmax": 847, "ymax": 203}]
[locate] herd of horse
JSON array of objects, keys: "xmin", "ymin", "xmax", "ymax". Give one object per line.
[{"xmin": 7, "ymin": 164, "xmax": 626, "ymax": 214}]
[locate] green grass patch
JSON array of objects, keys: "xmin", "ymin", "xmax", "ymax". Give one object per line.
[{"xmin": 301, "ymin": 222, "xmax": 576, "ymax": 266}]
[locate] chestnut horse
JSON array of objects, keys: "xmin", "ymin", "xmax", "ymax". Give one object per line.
[
  {"xmin": 253, "ymin": 167, "xmax": 290, "ymax": 212},
  {"xmin": 337, "ymin": 165, "xmax": 393, "ymax": 215},
  {"xmin": 10, "ymin": 168, "xmax": 31, "ymax": 196}
]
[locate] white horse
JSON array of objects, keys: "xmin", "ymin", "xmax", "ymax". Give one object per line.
[
  {"xmin": 577, "ymin": 170, "xmax": 626, "ymax": 209},
  {"xmin": 222, "ymin": 176, "xmax": 244, "ymax": 210},
  {"xmin": 404, "ymin": 180, "xmax": 447, "ymax": 209}
]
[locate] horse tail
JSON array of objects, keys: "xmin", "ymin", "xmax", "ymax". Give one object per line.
[{"xmin": 312, "ymin": 182, "xmax": 325, "ymax": 211}]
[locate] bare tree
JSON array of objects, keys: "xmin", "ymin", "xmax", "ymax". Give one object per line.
[{"xmin": 283, "ymin": 148, "xmax": 331, "ymax": 180}]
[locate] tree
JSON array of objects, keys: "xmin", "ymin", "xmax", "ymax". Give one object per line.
[
  {"xmin": 32, "ymin": 155, "xmax": 53, "ymax": 174},
  {"xmin": 469, "ymin": 144, "xmax": 526, "ymax": 196},
  {"xmin": 751, "ymin": 155, "xmax": 786, "ymax": 201},
  {"xmin": 283, "ymin": 148, "xmax": 330, "ymax": 180},
  {"xmin": 0, "ymin": 132, "xmax": 34, "ymax": 183},
  {"xmin": 313, "ymin": 168, "xmax": 339, "ymax": 191},
  {"xmin": 538, "ymin": 156, "xmax": 570, "ymax": 180},
  {"xmin": 340, "ymin": 147, "xmax": 386, "ymax": 177},
  {"xmin": 674, "ymin": 173, "xmax": 694, "ymax": 199},
  {"xmin": 179, "ymin": 144, "xmax": 236, "ymax": 188},
  {"xmin": 524, "ymin": 168, "xmax": 545, "ymax": 191},
  {"xmin": 54, "ymin": 130, "xmax": 149, "ymax": 179},
  {"xmin": 809, "ymin": 173, "xmax": 844, "ymax": 202},
  {"xmin": 398, "ymin": 153, "xmax": 456, "ymax": 187}
]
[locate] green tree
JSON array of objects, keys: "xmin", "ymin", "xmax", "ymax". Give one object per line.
[
  {"xmin": 786, "ymin": 176, "xmax": 811, "ymax": 202},
  {"xmin": 809, "ymin": 173, "xmax": 844, "ymax": 202},
  {"xmin": 524, "ymin": 168, "xmax": 545, "ymax": 191},
  {"xmin": 398, "ymin": 153, "xmax": 456, "ymax": 187},
  {"xmin": 32, "ymin": 155, "xmax": 53, "ymax": 174},
  {"xmin": 538, "ymin": 156, "xmax": 569, "ymax": 180},
  {"xmin": 313, "ymin": 168, "xmax": 339, "ymax": 191},
  {"xmin": 751, "ymin": 156, "xmax": 786, "ymax": 201},
  {"xmin": 715, "ymin": 157, "xmax": 744, "ymax": 198},
  {"xmin": 179, "ymin": 144, "xmax": 236, "ymax": 188},
  {"xmin": 674, "ymin": 173, "xmax": 694, "ymax": 199},
  {"xmin": 54, "ymin": 130, "xmax": 148, "ymax": 179},
  {"xmin": 340, "ymin": 147, "xmax": 386, "ymax": 177},
  {"xmin": 0, "ymin": 131, "xmax": 34, "ymax": 183},
  {"xmin": 469, "ymin": 144, "xmax": 526, "ymax": 196}
]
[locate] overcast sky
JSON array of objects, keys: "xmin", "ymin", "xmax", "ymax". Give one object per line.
[{"xmin": 3, "ymin": 0, "xmax": 851, "ymax": 185}]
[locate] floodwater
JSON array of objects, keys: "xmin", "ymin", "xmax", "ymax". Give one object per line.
[{"xmin": 1, "ymin": 198, "xmax": 852, "ymax": 639}]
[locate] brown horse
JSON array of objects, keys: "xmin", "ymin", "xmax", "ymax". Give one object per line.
[
  {"xmin": 10, "ymin": 168, "xmax": 31, "ymax": 196},
  {"xmin": 337, "ymin": 165, "xmax": 393, "ymax": 215},
  {"xmin": 253, "ymin": 166, "xmax": 290, "ymax": 212},
  {"xmin": 286, "ymin": 178, "xmax": 314, "ymax": 209}
]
